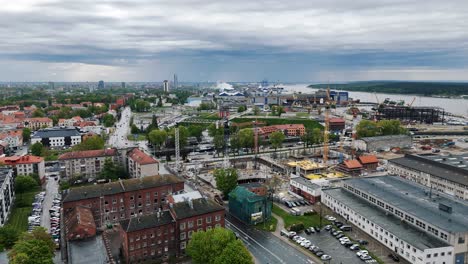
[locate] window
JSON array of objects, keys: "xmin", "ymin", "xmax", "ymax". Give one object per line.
[
  {"xmin": 458, "ymin": 237, "xmax": 465, "ymax": 244},
  {"xmin": 188, "ymin": 221, "xmax": 194, "ymax": 228},
  {"xmin": 197, "ymin": 218, "xmax": 203, "ymax": 226},
  {"xmin": 180, "ymin": 242, "xmax": 186, "ymax": 249},
  {"xmin": 215, "ymin": 215, "xmax": 221, "ymax": 221},
  {"xmin": 206, "ymin": 216, "xmax": 212, "ymax": 223},
  {"xmin": 180, "ymin": 232, "xmax": 186, "ymax": 240}
]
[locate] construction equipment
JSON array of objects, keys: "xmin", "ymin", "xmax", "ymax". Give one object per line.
[
  {"xmin": 408, "ymin": 97, "xmax": 416, "ymax": 107},
  {"xmin": 323, "ymin": 86, "xmax": 331, "ymax": 165}
]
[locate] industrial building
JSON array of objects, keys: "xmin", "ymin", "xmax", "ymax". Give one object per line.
[
  {"xmin": 354, "ymin": 135, "xmax": 412, "ymax": 152},
  {"xmin": 228, "ymin": 186, "xmax": 272, "ymax": 225},
  {"xmin": 376, "ymin": 106, "xmax": 445, "ymax": 124},
  {"xmin": 388, "ymin": 154, "xmax": 468, "ymax": 200},
  {"xmin": 322, "ymin": 176, "xmax": 468, "ymax": 264}
]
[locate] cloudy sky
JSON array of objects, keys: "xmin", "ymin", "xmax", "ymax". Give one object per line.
[{"xmin": 1, "ymin": 0, "xmax": 468, "ymax": 82}]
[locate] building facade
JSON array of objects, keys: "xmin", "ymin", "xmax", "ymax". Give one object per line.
[
  {"xmin": 23, "ymin": 117, "xmax": 53, "ymax": 130},
  {"xmin": 228, "ymin": 186, "xmax": 272, "ymax": 225},
  {"xmin": 0, "ymin": 155, "xmax": 46, "ymax": 183},
  {"xmin": 58, "ymin": 148, "xmax": 119, "ymax": 180},
  {"xmin": 323, "ymin": 176, "xmax": 468, "ymax": 264},
  {"xmin": 63, "ymin": 175, "xmax": 184, "ymax": 228},
  {"xmin": 354, "ymin": 135, "xmax": 412, "ymax": 152},
  {"xmin": 289, "ymin": 176, "xmax": 321, "ymax": 204},
  {"xmin": 127, "ymin": 148, "xmax": 159, "ymax": 178},
  {"xmin": 388, "ymin": 154, "xmax": 468, "ymax": 200},
  {"xmin": 31, "ymin": 127, "xmax": 82, "ymax": 147},
  {"xmin": 0, "ymin": 168, "xmax": 14, "ymax": 226}
]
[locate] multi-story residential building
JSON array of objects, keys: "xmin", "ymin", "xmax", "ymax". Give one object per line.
[
  {"xmin": 0, "ymin": 155, "xmax": 46, "ymax": 183},
  {"xmin": 58, "ymin": 116, "xmax": 84, "ymax": 127},
  {"xmin": 322, "ymin": 176, "xmax": 468, "ymax": 264},
  {"xmin": 0, "ymin": 130, "xmax": 23, "ymax": 150},
  {"xmin": 127, "ymin": 148, "xmax": 159, "ymax": 178},
  {"xmin": 31, "ymin": 127, "xmax": 82, "ymax": 147},
  {"xmin": 118, "ymin": 195, "xmax": 224, "ymax": 264},
  {"xmin": 388, "ymin": 154, "xmax": 468, "ymax": 200},
  {"xmin": 170, "ymin": 196, "xmax": 225, "ymax": 256},
  {"xmin": 58, "ymin": 148, "xmax": 119, "ymax": 180},
  {"xmin": 23, "ymin": 117, "xmax": 53, "ymax": 130},
  {"xmin": 0, "ymin": 168, "xmax": 14, "ymax": 226},
  {"xmin": 62, "ymin": 175, "xmax": 184, "ymax": 228}
]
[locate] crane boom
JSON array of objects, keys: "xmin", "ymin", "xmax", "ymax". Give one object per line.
[{"xmin": 323, "ymin": 86, "xmax": 330, "ymax": 165}]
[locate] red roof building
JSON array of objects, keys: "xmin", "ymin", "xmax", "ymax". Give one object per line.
[
  {"xmin": 358, "ymin": 155, "xmax": 379, "ymax": 171},
  {"xmin": 337, "ymin": 159, "xmax": 363, "ymax": 176},
  {"xmin": 127, "ymin": 148, "xmax": 159, "ymax": 178},
  {"xmin": 329, "ymin": 118, "xmax": 345, "ymax": 131},
  {"xmin": 0, "ymin": 155, "xmax": 46, "ymax": 183},
  {"xmin": 65, "ymin": 207, "xmax": 96, "ymax": 241},
  {"xmin": 58, "ymin": 148, "xmax": 119, "ymax": 180}
]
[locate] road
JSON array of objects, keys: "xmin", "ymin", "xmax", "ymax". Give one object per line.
[
  {"xmin": 41, "ymin": 174, "xmax": 59, "ymax": 230},
  {"xmin": 225, "ymin": 213, "xmax": 315, "ymax": 264},
  {"xmin": 108, "ymin": 106, "xmax": 134, "ymax": 148}
]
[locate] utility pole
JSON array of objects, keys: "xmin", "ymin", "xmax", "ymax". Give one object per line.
[{"xmin": 175, "ymin": 126, "xmax": 181, "ymax": 171}]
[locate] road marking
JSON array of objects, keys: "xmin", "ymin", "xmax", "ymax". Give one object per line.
[{"xmin": 226, "ymin": 219, "xmax": 286, "ymax": 264}]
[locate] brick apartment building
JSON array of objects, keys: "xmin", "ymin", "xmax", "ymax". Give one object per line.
[
  {"xmin": 62, "ymin": 175, "xmax": 184, "ymax": 228},
  {"xmin": 58, "ymin": 148, "xmax": 120, "ymax": 180},
  {"xmin": 257, "ymin": 124, "xmax": 305, "ymax": 138},
  {"xmin": 127, "ymin": 148, "xmax": 159, "ymax": 178},
  {"xmin": 119, "ymin": 195, "xmax": 225, "ymax": 263}
]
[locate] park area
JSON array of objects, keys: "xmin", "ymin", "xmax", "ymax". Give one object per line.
[
  {"xmin": 7, "ymin": 188, "xmax": 40, "ymax": 233},
  {"xmin": 272, "ymin": 204, "xmax": 328, "ymax": 230}
]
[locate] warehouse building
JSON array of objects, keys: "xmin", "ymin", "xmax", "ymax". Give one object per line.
[
  {"xmin": 354, "ymin": 135, "xmax": 412, "ymax": 152},
  {"xmin": 388, "ymin": 154, "xmax": 468, "ymax": 200},
  {"xmin": 322, "ymin": 176, "xmax": 468, "ymax": 264}
]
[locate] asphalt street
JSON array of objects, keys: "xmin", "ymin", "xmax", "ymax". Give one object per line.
[
  {"xmin": 41, "ymin": 174, "xmax": 59, "ymax": 231},
  {"xmin": 108, "ymin": 106, "xmax": 133, "ymax": 149},
  {"xmin": 225, "ymin": 213, "xmax": 315, "ymax": 264}
]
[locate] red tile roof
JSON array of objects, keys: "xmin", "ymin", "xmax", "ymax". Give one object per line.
[
  {"xmin": 26, "ymin": 117, "xmax": 53, "ymax": 123},
  {"xmin": 58, "ymin": 148, "xmax": 117, "ymax": 160},
  {"xmin": 0, "ymin": 155, "xmax": 44, "ymax": 164},
  {"xmin": 344, "ymin": 159, "xmax": 363, "ymax": 169},
  {"xmin": 128, "ymin": 148, "xmax": 158, "ymax": 165},
  {"xmin": 329, "ymin": 118, "xmax": 345, "ymax": 123},
  {"xmin": 358, "ymin": 155, "xmax": 379, "ymax": 164}
]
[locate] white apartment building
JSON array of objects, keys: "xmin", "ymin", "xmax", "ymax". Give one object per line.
[
  {"xmin": 388, "ymin": 154, "xmax": 468, "ymax": 200},
  {"xmin": 31, "ymin": 127, "xmax": 82, "ymax": 147},
  {"xmin": 0, "ymin": 168, "xmax": 15, "ymax": 226},
  {"xmin": 58, "ymin": 148, "xmax": 119, "ymax": 179},
  {"xmin": 0, "ymin": 155, "xmax": 46, "ymax": 184},
  {"xmin": 127, "ymin": 148, "xmax": 159, "ymax": 178},
  {"xmin": 322, "ymin": 176, "xmax": 468, "ymax": 264}
]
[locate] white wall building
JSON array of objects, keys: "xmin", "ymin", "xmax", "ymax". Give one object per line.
[
  {"xmin": 0, "ymin": 168, "xmax": 15, "ymax": 226},
  {"xmin": 31, "ymin": 127, "xmax": 82, "ymax": 147},
  {"xmin": 388, "ymin": 154, "xmax": 468, "ymax": 200},
  {"xmin": 322, "ymin": 176, "xmax": 468, "ymax": 264}
]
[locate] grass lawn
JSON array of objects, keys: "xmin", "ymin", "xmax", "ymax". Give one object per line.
[
  {"xmin": 295, "ymin": 112, "xmax": 310, "ymax": 118},
  {"xmin": 272, "ymin": 204, "xmax": 328, "ymax": 229},
  {"xmin": 127, "ymin": 134, "xmax": 147, "ymax": 141},
  {"xmin": 254, "ymin": 216, "xmax": 278, "ymax": 232},
  {"xmin": 7, "ymin": 188, "xmax": 41, "ymax": 233},
  {"xmin": 198, "ymin": 112, "xmax": 221, "ymax": 120}
]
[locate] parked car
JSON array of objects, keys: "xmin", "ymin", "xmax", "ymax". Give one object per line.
[
  {"xmin": 321, "ymin": 255, "xmax": 332, "ymax": 261},
  {"xmin": 388, "ymin": 253, "xmax": 400, "ymax": 262},
  {"xmin": 315, "ymin": 251, "xmax": 325, "ymax": 257},
  {"xmin": 356, "ymin": 250, "xmax": 369, "ymax": 257},
  {"xmin": 358, "ymin": 239, "xmax": 369, "ymax": 245},
  {"xmin": 324, "ymin": 225, "xmax": 332, "ymax": 231},
  {"xmin": 349, "ymin": 244, "xmax": 360, "ymax": 250}
]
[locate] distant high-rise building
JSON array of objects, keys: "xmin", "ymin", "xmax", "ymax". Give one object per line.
[
  {"xmin": 163, "ymin": 80, "xmax": 169, "ymax": 93},
  {"xmin": 98, "ymin": 80, "xmax": 105, "ymax": 89},
  {"xmin": 173, "ymin": 74, "xmax": 178, "ymax": 89},
  {"xmin": 121, "ymin": 82, "xmax": 126, "ymax": 89}
]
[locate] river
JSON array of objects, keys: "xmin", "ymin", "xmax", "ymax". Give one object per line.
[{"xmin": 283, "ymin": 84, "xmax": 468, "ymax": 117}]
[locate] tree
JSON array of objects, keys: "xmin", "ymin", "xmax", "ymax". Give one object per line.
[
  {"xmin": 72, "ymin": 135, "xmax": 104, "ymax": 151},
  {"xmin": 148, "ymin": 129, "xmax": 168, "ymax": 149},
  {"xmin": 188, "ymin": 125, "xmax": 204, "ymax": 142},
  {"xmin": 213, "ymin": 168, "xmax": 238, "ymax": 197},
  {"xmin": 213, "ymin": 134, "xmax": 225, "ymax": 156},
  {"xmin": 356, "ymin": 120, "xmax": 378, "ymax": 138},
  {"xmin": 130, "ymin": 124, "xmax": 140, "ymax": 134},
  {"xmin": 230, "ymin": 134, "xmax": 241, "ymax": 155},
  {"xmin": 8, "ymin": 227, "xmax": 54, "ymax": 264},
  {"xmin": 31, "ymin": 109, "xmax": 45, "ymax": 118},
  {"xmin": 22, "ymin": 128, "xmax": 31, "ymax": 142},
  {"xmin": 253, "ymin": 106, "xmax": 260, "ymax": 116},
  {"xmin": 168, "ymin": 126, "xmax": 189, "ymax": 148},
  {"xmin": 269, "ymin": 131, "xmax": 285, "ymax": 150},
  {"xmin": 30, "ymin": 142, "xmax": 44, "ymax": 156},
  {"xmin": 213, "ymin": 239, "xmax": 253, "ymax": 264},
  {"xmin": 238, "ymin": 128, "xmax": 254, "ymax": 152},
  {"xmin": 15, "ymin": 175, "xmax": 38, "ymax": 194},
  {"xmin": 237, "ymin": 105, "xmax": 246, "ymax": 113},
  {"xmin": 187, "ymin": 228, "xmax": 253, "ymax": 264},
  {"xmin": 157, "ymin": 97, "xmax": 163, "ymax": 107},
  {"xmin": 0, "ymin": 226, "xmax": 19, "ymax": 249},
  {"xmin": 99, "ymin": 158, "xmax": 127, "ymax": 180},
  {"xmin": 102, "ymin": 114, "xmax": 115, "ymax": 127}
]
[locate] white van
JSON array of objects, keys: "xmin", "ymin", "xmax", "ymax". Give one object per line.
[{"xmin": 280, "ymin": 229, "xmax": 290, "ymax": 237}]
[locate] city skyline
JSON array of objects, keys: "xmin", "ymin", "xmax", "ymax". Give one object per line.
[{"xmin": 1, "ymin": 0, "xmax": 468, "ymax": 82}]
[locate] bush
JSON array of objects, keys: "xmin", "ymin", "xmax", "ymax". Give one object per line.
[
  {"xmin": 303, "ymin": 211, "xmax": 316, "ymax": 216},
  {"xmin": 289, "ymin": 223, "xmax": 304, "ymax": 232}
]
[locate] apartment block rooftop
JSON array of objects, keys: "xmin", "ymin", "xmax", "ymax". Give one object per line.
[{"xmin": 343, "ymin": 176, "xmax": 468, "ymax": 233}]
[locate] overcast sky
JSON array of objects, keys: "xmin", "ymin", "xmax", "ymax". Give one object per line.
[{"xmin": 1, "ymin": 0, "xmax": 468, "ymax": 82}]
